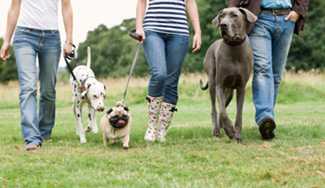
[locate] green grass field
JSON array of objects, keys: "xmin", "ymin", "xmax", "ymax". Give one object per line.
[{"xmin": 0, "ymin": 73, "xmax": 325, "ymax": 188}]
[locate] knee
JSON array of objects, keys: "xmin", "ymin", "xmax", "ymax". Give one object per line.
[
  {"xmin": 20, "ymin": 84, "xmax": 37, "ymax": 98},
  {"xmin": 254, "ymin": 59, "xmax": 272, "ymax": 76},
  {"xmin": 41, "ymin": 88, "xmax": 56, "ymax": 102},
  {"xmin": 152, "ymin": 72, "xmax": 167, "ymax": 84}
]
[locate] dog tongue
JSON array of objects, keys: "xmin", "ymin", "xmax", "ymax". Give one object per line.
[{"xmin": 117, "ymin": 119, "xmax": 126, "ymax": 126}]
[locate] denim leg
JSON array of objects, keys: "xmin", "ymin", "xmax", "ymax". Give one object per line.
[
  {"xmin": 38, "ymin": 33, "xmax": 61, "ymax": 139},
  {"xmin": 143, "ymin": 31, "xmax": 167, "ymax": 97},
  {"xmin": 249, "ymin": 17, "xmax": 275, "ymax": 124},
  {"xmin": 163, "ymin": 35, "xmax": 189, "ymax": 105},
  {"xmin": 272, "ymin": 19, "xmax": 295, "ymax": 105},
  {"xmin": 14, "ymin": 42, "xmax": 42, "ymax": 145}
]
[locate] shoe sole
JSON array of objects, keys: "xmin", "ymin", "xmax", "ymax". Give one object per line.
[
  {"xmin": 25, "ymin": 145, "xmax": 41, "ymax": 151},
  {"xmin": 259, "ymin": 118, "xmax": 276, "ymax": 140}
]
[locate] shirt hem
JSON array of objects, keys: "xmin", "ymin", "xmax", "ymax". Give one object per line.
[{"xmin": 144, "ymin": 28, "xmax": 190, "ymax": 37}]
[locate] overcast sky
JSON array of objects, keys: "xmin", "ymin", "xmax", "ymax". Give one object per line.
[
  {"xmin": 0, "ymin": 0, "xmax": 137, "ymax": 43},
  {"xmin": 0, "ymin": 0, "xmax": 137, "ymax": 66}
]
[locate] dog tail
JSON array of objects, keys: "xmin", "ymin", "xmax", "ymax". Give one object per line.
[
  {"xmin": 86, "ymin": 46, "xmax": 91, "ymax": 68},
  {"xmin": 200, "ymin": 80, "xmax": 209, "ymax": 90}
]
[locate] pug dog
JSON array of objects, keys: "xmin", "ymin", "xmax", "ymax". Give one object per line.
[{"xmin": 100, "ymin": 101, "xmax": 132, "ymax": 149}]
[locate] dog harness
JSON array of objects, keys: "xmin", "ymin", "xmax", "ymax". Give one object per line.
[{"xmin": 143, "ymin": 0, "xmax": 189, "ymax": 36}]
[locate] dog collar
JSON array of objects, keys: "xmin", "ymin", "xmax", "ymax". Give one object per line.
[
  {"xmin": 224, "ymin": 36, "xmax": 247, "ymax": 46},
  {"xmin": 78, "ymin": 76, "xmax": 96, "ymax": 93}
]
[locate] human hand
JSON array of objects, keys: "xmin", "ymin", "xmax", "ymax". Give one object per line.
[
  {"xmin": 135, "ymin": 27, "xmax": 145, "ymax": 43},
  {"xmin": 285, "ymin": 11, "xmax": 300, "ymax": 22},
  {"xmin": 64, "ymin": 42, "xmax": 74, "ymax": 57},
  {"xmin": 192, "ymin": 32, "xmax": 201, "ymax": 53},
  {"xmin": 0, "ymin": 41, "xmax": 11, "ymax": 62}
]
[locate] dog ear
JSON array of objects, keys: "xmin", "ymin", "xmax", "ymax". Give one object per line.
[
  {"xmin": 87, "ymin": 83, "xmax": 92, "ymax": 89},
  {"xmin": 212, "ymin": 14, "xmax": 220, "ymax": 27},
  {"xmin": 239, "ymin": 8, "xmax": 257, "ymax": 23},
  {"xmin": 106, "ymin": 108, "xmax": 113, "ymax": 115},
  {"xmin": 212, "ymin": 10, "xmax": 223, "ymax": 27}
]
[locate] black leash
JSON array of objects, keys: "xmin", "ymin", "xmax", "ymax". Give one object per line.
[
  {"xmin": 121, "ymin": 30, "xmax": 143, "ymax": 104},
  {"xmin": 64, "ymin": 44, "xmax": 79, "ymax": 84}
]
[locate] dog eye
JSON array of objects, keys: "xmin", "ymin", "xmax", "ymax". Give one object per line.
[
  {"xmin": 93, "ymin": 95, "xmax": 98, "ymax": 99},
  {"xmin": 106, "ymin": 108, "xmax": 113, "ymax": 114},
  {"xmin": 231, "ymin": 13, "xmax": 239, "ymax": 18},
  {"xmin": 124, "ymin": 107, "xmax": 129, "ymax": 111}
]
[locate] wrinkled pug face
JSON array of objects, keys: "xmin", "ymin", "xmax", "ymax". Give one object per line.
[
  {"xmin": 106, "ymin": 101, "xmax": 130, "ymax": 129},
  {"xmin": 212, "ymin": 7, "xmax": 257, "ymax": 43},
  {"xmin": 86, "ymin": 80, "xmax": 106, "ymax": 112}
]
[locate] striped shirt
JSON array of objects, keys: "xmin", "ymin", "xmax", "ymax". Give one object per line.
[{"xmin": 143, "ymin": 0, "xmax": 189, "ymax": 36}]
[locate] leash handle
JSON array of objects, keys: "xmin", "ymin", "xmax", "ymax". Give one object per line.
[
  {"xmin": 64, "ymin": 44, "xmax": 77, "ymax": 59},
  {"xmin": 129, "ymin": 29, "xmax": 143, "ymax": 42},
  {"xmin": 64, "ymin": 44, "xmax": 79, "ymax": 84}
]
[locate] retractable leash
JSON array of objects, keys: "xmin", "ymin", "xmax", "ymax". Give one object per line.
[
  {"xmin": 121, "ymin": 30, "xmax": 143, "ymax": 105},
  {"xmin": 64, "ymin": 44, "xmax": 79, "ymax": 85}
]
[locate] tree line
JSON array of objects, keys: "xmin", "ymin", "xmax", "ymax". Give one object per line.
[{"xmin": 0, "ymin": 0, "xmax": 324, "ymax": 82}]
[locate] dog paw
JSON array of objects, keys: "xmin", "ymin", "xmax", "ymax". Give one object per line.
[
  {"xmin": 91, "ymin": 127, "xmax": 98, "ymax": 134},
  {"xmin": 85, "ymin": 126, "xmax": 92, "ymax": 133},
  {"xmin": 213, "ymin": 128, "xmax": 221, "ymax": 137},
  {"xmin": 234, "ymin": 132, "xmax": 242, "ymax": 142},
  {"xmin": 123, "ymin": 146, "xmax": 129, "ymax": 150},
  {"xmin": 80, "ymin": 137, "xmax": 87, "ymax": 144},
  {"xmin": 234, "ymin": 136, "xmax": 242, "ymax": 143},
  {"xmin": 223, "ymin": 126, "xmax": 235, "ymax": 140}
]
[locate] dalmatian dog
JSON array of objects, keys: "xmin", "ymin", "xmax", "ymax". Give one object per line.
[{"xmin": 71, "ymin": 47, "xmax": 107, "ymax": 144}]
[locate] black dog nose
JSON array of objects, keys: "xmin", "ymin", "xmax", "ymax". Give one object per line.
[{"xmin": 220, "ymin": 23, "xmax": 228, "ymax": 30}]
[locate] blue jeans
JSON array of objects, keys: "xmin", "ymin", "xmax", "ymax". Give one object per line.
[
  {"xmin": 249, "ymin": 12, "xmax": 295, "ymax": 125},
  {"xmin": 143, "ymin": 31, "xmax": 189, "ymax": 105},
  {"xmin": 13, "ymin": 27, "xmax": 61, "ymax": 145}
]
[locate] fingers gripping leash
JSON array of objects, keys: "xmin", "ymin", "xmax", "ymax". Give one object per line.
[{"xmin": 64, "ymin": 44, "xmax": 79, "ymax": 85}]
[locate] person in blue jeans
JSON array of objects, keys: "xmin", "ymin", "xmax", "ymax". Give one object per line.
[
  {"xmin": 136, "ymin": 0, "xmax": 201, "ymax": 142},
  {"xmin": 0, "ymin": 0, "xmax": 74, "ymax": 151},
  {"xmin": 229, "ymin": 0, "xmax": 310, "ymax": 139}
]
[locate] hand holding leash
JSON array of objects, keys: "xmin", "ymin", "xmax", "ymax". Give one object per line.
[
  {"xmin": 129, "ymin": 29, "xmax": 144, "ymax": 43},
  {"xmin": 64, "ymin": 43, "xmax": 76, "ymax": 60},
  {"xmin": 64, "ymin": 44, "xmax": 78, "ymax": 83}
]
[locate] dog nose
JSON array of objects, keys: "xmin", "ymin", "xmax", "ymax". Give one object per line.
[{"xmin": 220, "ymin": 23, "xmax": 228, "ymax": 30}]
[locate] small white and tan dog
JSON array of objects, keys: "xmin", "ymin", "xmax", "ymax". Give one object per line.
[
  {"xmin": 100, "ymin": 101, "xmax": 132, "ymax": 149},
  {"xmin": 71, "ymin": 47, "xmax": 106, "ymax": 144}
]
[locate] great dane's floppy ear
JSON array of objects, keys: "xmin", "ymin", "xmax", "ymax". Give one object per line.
[
  {"xmin": 239, "ymin": 8, "xmax": 257, "ymax": 23},
  {"xmin": 212, "ymin": 10, "xmax": 223, "ymax": 27}
]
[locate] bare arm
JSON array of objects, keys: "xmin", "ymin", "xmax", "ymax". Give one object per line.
[
  {"xmin": 0, "ymin": 0, "xmax": 21, "ymax": 61},
  {"xmin": 186, "ymin": 0, "xmax": 201, "ymax": 53},
  {"xmin": 228, "ymin": 0, "xmax": 240, "ymax": 7},
  {"xmin": 136, "ymin": 0, "xmax": 147, "ymax": 42},
  {"xmin": 62, "ymin": 0, "xmax": 73, "ymax": 55}
]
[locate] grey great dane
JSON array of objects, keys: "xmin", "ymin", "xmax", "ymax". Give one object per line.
[{"xmin": 201, "ymin": 7, "xmax": 257, "ymax": 141}]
